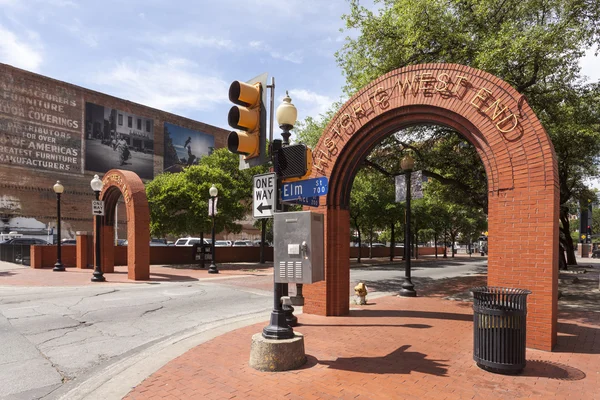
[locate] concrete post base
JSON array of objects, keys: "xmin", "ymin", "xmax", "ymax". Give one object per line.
[{"xmin": 249, "ymin": 332, "xmax": 306, "ymax": 372}]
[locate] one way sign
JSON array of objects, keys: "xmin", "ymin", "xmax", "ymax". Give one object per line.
[{"xmin": 253, "ymin": 173, "xmax": 276, "ymax": 219}]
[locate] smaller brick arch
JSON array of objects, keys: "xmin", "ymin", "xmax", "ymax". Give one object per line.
[{"xmin": 96, "ymin": 169, "xmax": 150, "ymax": 280}]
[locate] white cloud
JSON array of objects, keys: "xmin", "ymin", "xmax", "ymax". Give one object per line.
[
  {"xmin": 249, "ymin": 40, "xmax": 303, "ymax": 63},
  {"xmin": 151, "ymin": 31, "xmax": 234, "ymax": 50},
  {"xmin": 61, "ymin": 18, "xmax": 98, "ymax": 47},
  {"xmin": 93, "ymin": 58, "xmax": 229, "ymax": 114},
  {"xmin": 286, "ymin": 88, "xmax": 336, "ymax": 120},
  {"xmin": 0, "ymin": 25, "xmax": 43, "ymax": 71}
]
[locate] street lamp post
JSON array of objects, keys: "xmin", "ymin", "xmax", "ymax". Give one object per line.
[
  {"xmin": 90, "ymin": 175, "xmax": 105, "ymax": 282},
  {"xmin": 262, "ymin": 92, "xmax": 298, "ymax": 339},
  {"xmin": 399, "ymin": 154, "xmax": 417, "ymax": 297},
  {"xmin": 52, "ymin": 181, "xmax": 65, "ymax": 272},
  {"xmin": 277, "ymin": 91, "xmax": 298, "ymax": 326},
  {"xmin": 208, "ymin": 184, "xmax": 219, "ymax": 274}
]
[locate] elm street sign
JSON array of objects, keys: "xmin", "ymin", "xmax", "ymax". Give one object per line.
[
  {"xmin": 253, "ymin": 172, "xmax": 276, "ymax": 218},
  {"xmin": 281, "ymin": 176, "xmax": 328, "ymax": 202}
]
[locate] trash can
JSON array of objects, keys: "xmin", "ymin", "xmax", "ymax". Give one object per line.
[{"xmin": 471, "ymin": 286, "xmax": 531, "ymax": 374}]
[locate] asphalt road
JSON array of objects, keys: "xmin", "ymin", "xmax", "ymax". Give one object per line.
[{"xmin": 0, "ymin": 258, "xmax": 486, "ymax": 400}]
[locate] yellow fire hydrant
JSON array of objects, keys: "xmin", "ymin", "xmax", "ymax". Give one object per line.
[{"xmin": 354, "ymin": 282, "xmax": 368, "ymax": 305}]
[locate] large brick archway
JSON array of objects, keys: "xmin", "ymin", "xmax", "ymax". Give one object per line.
[
  {"xmin": 303, "ymin": 64, "xmax": 559, "ymax": 351},
  {"xmin": 96, "ymin": 169, "xmax": 150, "ymax": 280}
]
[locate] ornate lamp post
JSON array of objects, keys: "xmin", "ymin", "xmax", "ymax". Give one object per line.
[
  {"xmin": 90, "ymin": 174, "xmax": 105, "ymax": 282},
  {"xmin": 399, "ymin": 154, "xmax": 417, "ymax": 297},
  {"xmin": 208, "ymin": 184, "xmax": 219, "ymax": 274},
  {"xmin": 52, "ymin": 181, "xmax": 65, "ymax": 272},
  {"xmin": 262, "ymin": 92, "xmax": 298, "ymax": 339}
]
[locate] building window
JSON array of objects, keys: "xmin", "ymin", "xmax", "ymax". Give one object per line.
[
  {"xmin": 146, "ymin": 120, "xmax": 151, "ymax": 133},
  {"xmin": 137, "ymin": 118, "xmax": 142, "ymax": 130},
  {"xmin": 127, "ymin": 116, "xmax": 132, "ymax": 128},
  {"xmin": 118, "ymin": 114, "xmax": 123, "ymax": 126}
]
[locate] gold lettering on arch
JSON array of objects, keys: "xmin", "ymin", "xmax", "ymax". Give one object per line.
[{"xmin": 312, "ymin": 69, "xmax": 523, "ymax": 173}]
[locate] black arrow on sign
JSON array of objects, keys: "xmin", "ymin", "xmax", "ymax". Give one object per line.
[{"xmin": 257, "ymin": 203, "xmax": 272, "ymax": 213}]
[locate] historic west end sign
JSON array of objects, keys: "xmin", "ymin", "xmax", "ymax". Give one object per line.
[{"xmin": 313, "ymin": 69, "xmax": 523, "ymax": 176}]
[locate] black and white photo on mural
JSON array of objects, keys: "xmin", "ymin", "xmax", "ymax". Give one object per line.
[{"xmin": 84, "ymin": 102, "xmax": 154, "ymax": 179}]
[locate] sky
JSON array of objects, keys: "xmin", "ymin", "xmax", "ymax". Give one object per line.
[
  {"xmin": 0, "ymin": 0, "xmax": 356, "ymax": 135},
  {"xmin": 1, "ymin": 0, "xmax": 599, "ymax": 165}
]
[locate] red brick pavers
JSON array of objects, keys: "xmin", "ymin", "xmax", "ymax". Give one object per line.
[{"xmin": 125, "ymin": 295, "xmax": 599, "ymax": 400}]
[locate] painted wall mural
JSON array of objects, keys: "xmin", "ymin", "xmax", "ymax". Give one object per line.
[
  {"xmin": 163, "ymin": 122, "xmax": 215, "ymax": 173},
  {"xmin": 84, "ymin": 102, "xmax": 154, "ymax": 179}
]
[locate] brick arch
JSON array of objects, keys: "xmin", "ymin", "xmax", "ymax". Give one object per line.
[
  {"xmin": 303, "ymin": 64, "xmax": 559, "ymax": 351},
  {"xmin": 97, "ymin": 169, "xmax": 150, "ymax": 280}
]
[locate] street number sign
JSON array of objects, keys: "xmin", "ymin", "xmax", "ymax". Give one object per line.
[
  {"xmin": 253, "ymin": 172, "xmax": 276, "ymax": 219},
  {"xmin": 285, "ymin": 196, "xmax": 319, "ymax": 207},
  {"xmin": 92, "ymin": 200, "xmax": 104, "ymax": 216},
  {"xmin": 281, "ymin": 177, "xmax": 328, "ymax": 202}
]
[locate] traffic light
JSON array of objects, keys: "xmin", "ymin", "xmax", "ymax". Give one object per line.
[
  {"xmin": 587, "ymin": 225, "xmax": 592, "ymax": 244},
  {"xmin": 227, "ymin": 73, "xmax": 268, "ymax": 169},
  {"xmin": 274, "ymin": 143, "xmax": 312, "ymax": 180}
]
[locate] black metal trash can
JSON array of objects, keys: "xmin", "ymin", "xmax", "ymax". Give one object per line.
[{"xmin": 471, "ymin": 286, "xmax": 531, "ymax": 374}]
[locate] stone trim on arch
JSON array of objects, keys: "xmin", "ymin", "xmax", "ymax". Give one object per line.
[
  {"xmin": 302, "ymin": 64, "xmax": 559, "ymax": 351},
  {"xmin": 96, "ymin": 169, "xmax": 150, "ymax": 280}
]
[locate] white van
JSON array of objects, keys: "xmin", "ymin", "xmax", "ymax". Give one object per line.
[{"xmin": 174, "ymin": 237, "xmax": 211, "ymax": 246}]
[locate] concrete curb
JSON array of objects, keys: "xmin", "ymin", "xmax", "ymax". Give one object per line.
[{"xmin": 56, "ymin": 310, "xmax": 274, "ymax": 400}]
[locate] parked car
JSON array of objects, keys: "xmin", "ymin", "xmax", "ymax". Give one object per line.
[
  {"xmin": 61, "ymin": 239, "xmax": 77, "ymax": 245},
  {"xmin": 174, "ymin": 237, "xmax": 210, "ymax": 246},
  {"xmin": 214, "ymin": 240, "xmax": 231, "ymax": 247},
  {"xmin": 117, "ymin": 239, "xmax": 128, "ymax": 246},
  {"xmin": 232, "ymin": 240, "xmax": 254, "ymax": 247},
  {"xmin": 150, "ymin": 238, "xmax": 168, "ymax": 246},
  {"xmin": 592, "ymin": 249, "xmax": 600, "ymax": 258},
  {"xmin": 371, "ymin": 243, "xmax": 386, "ymax": 247},
  {"xmin": 1, "ymin": 238, "xmax": 48, "ymax": 245}
]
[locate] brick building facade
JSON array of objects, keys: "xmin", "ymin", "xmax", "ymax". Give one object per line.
[{"xmin": 0, "ymin": 63, "xmax": 230, "ymax": 240}]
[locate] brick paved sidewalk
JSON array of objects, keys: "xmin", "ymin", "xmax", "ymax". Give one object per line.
[
  {"xmin": 0, "ymin": 261, "xmax": 275, "ymax": 286},
  {"xmin": 125, "ymin": 294, "xmax": 599, "ymax": 400}
]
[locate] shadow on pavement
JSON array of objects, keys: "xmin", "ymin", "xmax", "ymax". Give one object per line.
[
  {"xmin": 554, "ymin": 321, "xmax": 600, "ymax": 354},
  {"xmin": 522, "ymin": 360, "xmax": 586, "ymax": 380},
  {"xmin": 316, "ymin": 344, "xmax": 449, "ymax": 376},
  {"xmin": 298, "ymin": 322, "xmax": 433, "ymax": 328},
  {"xmin": 347, "ymin": 309, "xmax": 472, "ymax": 322}
]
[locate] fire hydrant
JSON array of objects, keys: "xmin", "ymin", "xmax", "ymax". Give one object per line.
[{"xmin": 354, "ymin": 282, "xmax": 368, "ymax": 305}]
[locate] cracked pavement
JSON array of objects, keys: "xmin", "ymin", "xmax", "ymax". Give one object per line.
[{"xmin": 0, "ymin": 279, "xmax": 273, "ymax": 399}]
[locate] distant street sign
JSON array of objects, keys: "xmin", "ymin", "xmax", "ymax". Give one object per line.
[
  {"xmin": 395, "ymin": 171, "xmax": 424, "ymax": 202},
  {"xmin": 253, "ymin": 172, "xmax": 276, "ymax": 219},
  {"xmin": 281, "ymin": 177, "xmax": 328, "ymax": 202},
  {"xmin": 92, "ymin": 200, "xmax": 104, "ymax": 216},
  {"xmin": 285, "ymin": 196, "xmax": 320, "ymax": 207},
  {"xmin": 208, "ymin": 197, "xmax": 218, "ymax": 216}
]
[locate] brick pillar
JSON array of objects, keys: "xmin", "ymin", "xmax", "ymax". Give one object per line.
[
  {"xmin": 100, "ymin": 225, "xmax": 115, "ymax": 273},
  {"xmin": 487, "ymin": 187, "xmax": 558, "ymax": 351},
  {"xmin": 304, "ymin": 207, "xmax": 350, "ymax": 316},
  {"xmin": 76, "ymin": 231, "xmax": 92, "ymax": 269},
  {"xmin": 30, "ymin": 245, "xmax": 43, "ymax": 269}
]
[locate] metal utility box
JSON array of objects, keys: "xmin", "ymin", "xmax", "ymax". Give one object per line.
[{"xmin": 274, "ymin": 211, "xmax": 324, "ymax": 284}]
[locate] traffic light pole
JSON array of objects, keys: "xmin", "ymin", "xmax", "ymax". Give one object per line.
[{"xmin": 262, "ymin": 162, "xmax": 294, "ymax": 340}]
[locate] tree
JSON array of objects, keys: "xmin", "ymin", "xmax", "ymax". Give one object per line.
[
  {"xmin": 146, "ymin": 149, "xmax": 264, "ymax": 238},
  {"xmin": 334, "ymin": 0, "xmax": 600, "ymax": 264}
]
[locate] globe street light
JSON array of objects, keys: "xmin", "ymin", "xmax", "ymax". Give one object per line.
[
  {"xmin": 399, "ymin": 154, "xmax": 417, "ymax": 297},
  {"xmin": 52, "ymin": 181, "xmax": 65, "ymax": 272},
  {"xmin": 208, "ymin": 184, "xmax": 219, "ymax": 274},
  {"xmin": 90, "ymin": 174, "xmax": 105, "ymax": 282},
  {"xmin": 276, "ymin": 91, "xmax": 297, "ymax": 146}
]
